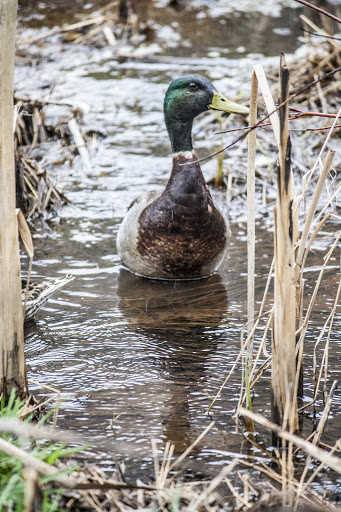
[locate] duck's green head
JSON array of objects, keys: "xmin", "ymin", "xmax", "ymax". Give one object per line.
[{"xmin": 163, "ymin": 75, "xmax": 249, "ymax": 153}]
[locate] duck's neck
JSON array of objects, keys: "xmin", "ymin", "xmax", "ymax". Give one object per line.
[
  {"xmin": 171, "ymin": 150, "xmax": 197, "ymax": 168},
  {"xmin": 167, "ymin": 150, "xmax": 205, "ymax": 194},
  {"xmin": 166, "ymin": 117, "xmax": 194, "ymax": 154}
]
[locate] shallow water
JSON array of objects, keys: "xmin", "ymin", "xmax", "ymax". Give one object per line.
[{"xmin": 17, "ymin": 0, "xmax": 341, "ymax": 496}]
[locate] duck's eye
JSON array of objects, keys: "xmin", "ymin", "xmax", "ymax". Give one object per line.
[{"xmin": 188, "ymin": 82, "xmax": 198, "ymax": 90}]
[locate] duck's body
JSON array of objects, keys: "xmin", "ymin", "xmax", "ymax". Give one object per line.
[
  {"xmin": 117, "ymin": 75, "xmax": 249, "ymax": 280},
  {"xmin": 22, "ymin": 274, "xmax": 74, "ymax": 321},
  {"xmin": 118, "ymin": 151, "xmax": 228, "ymax": 279}
]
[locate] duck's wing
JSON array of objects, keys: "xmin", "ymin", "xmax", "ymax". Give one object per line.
[
  {"xmin": 117, "ymin": 190, "xmax": 162, "ymax": 275},
  {"xmin": 126, "ymin": 189, "xmax": 161, "ymax": 212}
]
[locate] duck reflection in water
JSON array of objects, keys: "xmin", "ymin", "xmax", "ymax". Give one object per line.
[
  {"xmin": 116, "ymin": 269, "xmax": 229, "ymax": 454},
  {"xmin": 117, "ymin": 269, "xmax": 228, "ymax": 332}
]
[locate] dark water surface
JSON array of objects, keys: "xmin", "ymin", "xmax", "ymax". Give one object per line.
[{"xmin": 17, "ymin": 0, "xmax": 340, "ymax": 496}]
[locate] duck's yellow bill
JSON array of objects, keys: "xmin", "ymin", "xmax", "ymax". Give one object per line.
[{"xmin": 209, "ymin": 91, "xmax": 249, "ymax": 115}]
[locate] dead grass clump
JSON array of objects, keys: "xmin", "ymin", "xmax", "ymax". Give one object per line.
[
  {"xmin": 281, "ymin": 16, "xmax": 341, "ymax": 111},
  {"xmin": 217, "ymin": 17, "xmax": 340, "ymax": 202},
  {"xmin": 2, "ymin": 410, "xmax": 338, "ymax": 512},
  {"xmin": 14, "ymin": 97, "xmax": 76, "ymax": 220}
]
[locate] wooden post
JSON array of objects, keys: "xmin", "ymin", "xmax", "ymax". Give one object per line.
[
  {"xmin": 0, "ymin": 0, "xmax": 27, "ymax": 399},
  {"xmin": 272, "ymin": 54, "xmax": 298, "ymax": 433}
]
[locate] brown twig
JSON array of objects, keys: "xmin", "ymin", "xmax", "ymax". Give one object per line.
[
  {"xmin": 300, "ymin": 27, "xmax": 341, "ymax": 42},
  {"xmin": 289, "ymin": 108, "xmax": 341, "ymax": 119},
  {"xmin": 290, "ymin": 124, "xmax": 341, "ymax": 132},
  {"xmin": 192, "ymin": 65, "xmax": 341, "ymax": 165},
  {"xmin": 294, "ymin": 0, "xmax": 341, "ymax": 24},
  {"xmin": 216, "ymin": 114, "xmax": 341, "ymax": 136}
]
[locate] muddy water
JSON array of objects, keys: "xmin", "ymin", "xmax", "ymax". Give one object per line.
[{"xmin": 17, "ymin": 0, "xmax": 340, "ymax": 493}]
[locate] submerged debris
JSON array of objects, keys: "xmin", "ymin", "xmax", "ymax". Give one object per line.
[{"xmin": 16, "ymin": 1, "xmax": 155, "ymax": 53}]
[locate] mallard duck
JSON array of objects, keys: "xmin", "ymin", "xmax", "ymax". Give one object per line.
[
  {"xmin": 117, "ymin": 75, "xmax": 249, "ymax": 280},
  {"xmin": 22, "ymin": 274, "xmax": 74, "ymax": 321}
]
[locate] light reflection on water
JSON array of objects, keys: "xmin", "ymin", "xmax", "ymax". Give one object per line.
[{"xmin": 18, "ymin": 0, "xmax": 341, "ymax": 494}]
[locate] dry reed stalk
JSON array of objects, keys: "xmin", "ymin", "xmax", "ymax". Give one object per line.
[
  {"xmin": 209, "ymin": 310, "xmax": 270, "ymax": 413},
  {"xmin": 296, "ymin": 230, "xmax": 341, "ymax": 350},
  {"xmin": 295, "ymin": 150, "xmax": 336, "ymax": 350},
  {"xmin": 224, "ymin": 477, "xmax": 249, "ymax": 508},
  {"xmin": 26, "ymin": 378, "xmax": 62, "ymax": 428},
  {"xmin": 296, "ymin": 441, "xmax": 340, "ymax": 507},
  {"xmin": 68, "ymin": 118, "xmax": 92, "ymax": 172},
  {"xmin": 234, "ymin": 61, "xmax": 298, "ymax": 428},
  {"xmin": 300, "ymin": 14, "xmax": 341, "ymax": 52},
  {"xmin": 252, "ymin": 64, "xmax": 281, "ymax": 145},
  {"xmin": 168, "ymin": 421, "xmax": 215, "ymax": 474},
  {"xmin": 240, "ymin": 407, "xmax": 341, "ymax": 474},
  {"xmin": 159, "ymin": 442, "xmax": 174, "ymax": 488},
  {"xmin": 296, "ymin": 380, "xmax": 338, "ymax": 500},
  {"xmin": 272, "ymin": 54, "xmax": 298, "ymax": 434},
  {"xmin": 246, "ymin": 71, "xmax": 258, "ymax": 371},
  {"xmin": 0, "ymin": 417, "xmax": 83, "ymax": 443},
  {"xmin": 187, "ymin": 460, "xmax": 238, "ymax": 511},
  {"xmin": 0, "ymin": 0, "xmax": 27, "ymax": 399},
  {"xmin": 17, "ymin": 209, "xmax": 34, "ymax": 321}
]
